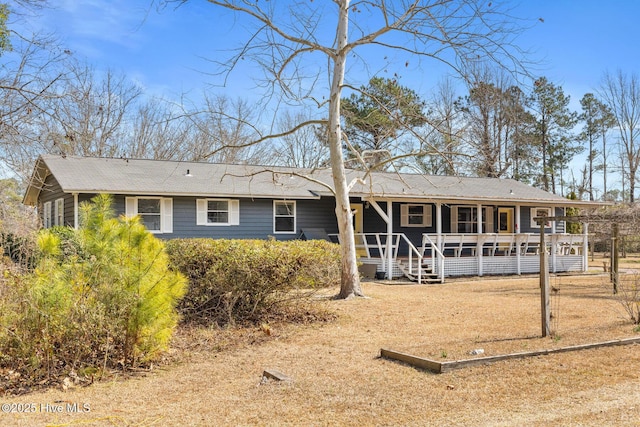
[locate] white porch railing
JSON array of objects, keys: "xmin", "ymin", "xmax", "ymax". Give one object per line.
[
  {"xmin": 422, "ymin": 233, "xmax": 587, "ymax": 258},
  {"xmin": 328, "ymin": 232, "xmax": 427, "ymax": 282},
  {"xmin": 328, "ymin": 232, "xmax": 588, "ymax": 281}
]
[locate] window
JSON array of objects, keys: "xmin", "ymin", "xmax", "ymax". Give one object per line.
[
  {"xmin": 401, "ymin": 204, "xmax": 432, "ymax": 227},
  {"xmin": 196, "ymin": 199, "xmax": 240, "ymax": 226},
  {"xmin": 54, "ymin": 198, "xmax": 64, "ymax": 226},
  {"xmin": 530, "ymin": 207, "xmax": 552, "ymax": 228},
  {"xmin": 451, "ymin": 206, "xmax": 494, "ymax": 233},
  {"xmin": 125, "ymin": 197, "xmax": 173, "ymax": 234},
  {"xmin": 43, "ymin": 201, "xmax": 52, "ymax": 228},
  {"xmin": 138, "ymin": 198, "xmax": 161, "ymax": 231},
  {"xmin": 274, "ymin": 201, "xmax": 296, "ymax": 233}
]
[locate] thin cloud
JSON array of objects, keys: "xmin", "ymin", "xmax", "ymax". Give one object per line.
[{"xmin": 44, "ymin": 0, "xmax": 154, "ymax": 52}]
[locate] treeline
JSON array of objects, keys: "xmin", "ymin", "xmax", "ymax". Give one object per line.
[{"xmin": 1, "ymin": 5, "xmax": 637, "ymax": 202}]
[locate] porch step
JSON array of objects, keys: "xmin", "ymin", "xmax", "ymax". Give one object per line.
[{"xmin": 396, "ymin": 259, "xmax": 440, "ymax": 284}]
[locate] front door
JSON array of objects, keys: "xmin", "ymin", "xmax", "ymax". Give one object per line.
[
  {"xmin": 498, "ymin": 208, "xmax": 514, "ymax": 233},
  {"xmin": 497, "ymin": 207, "xmax": 514, "ymax": 252},
  {"xmin": 351, "ymin": 203, "xmax": 366, "ymax": 257}
]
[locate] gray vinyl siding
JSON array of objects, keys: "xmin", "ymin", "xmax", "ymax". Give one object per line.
[
  {"xmin": 36, "ymin": 187, "xmax": 569, "ymax": 241},
  {"xmin": 101, "ymin": 195, "xmax": 338, "ymax": 240},
  {"xmin": 520, "ymin": 206, "xmax": 565, "ymax": 233},
  {"xmin": 39, "ymin": 174, "xmax": 74, "ymax": 227}
]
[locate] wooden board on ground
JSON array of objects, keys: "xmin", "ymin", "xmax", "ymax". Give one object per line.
[{"xmin": 381, "ymin": 336, "xmax": 640, "ymax": 374}]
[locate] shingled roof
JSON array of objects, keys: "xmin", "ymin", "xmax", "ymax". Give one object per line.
[{"xmin": 23, "ymin": 155, "xmax": 592, "ymax": 207}]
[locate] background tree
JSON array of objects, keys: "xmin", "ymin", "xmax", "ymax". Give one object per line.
[
  {"xmin": 527, "ymin": 77, "xmax": 579, "ymax": 194},
  {"xmin": 414, "ymin": 77, "xmax": 463, "ymax": 175},
  {"xmin": 273, "ymin": 111, "xmax": 329, "ymax": 168},
  {"xmin": 42, "ymin": 64, "xmax": 141, "ymax": 158},
  {"xmin": 183, "ymin": 94, "xmax": 266, "ymax": 164},
  {"xmin": 341, "ymin": 77, "xmax": 428, "ymax": 170},
  {"xmin": 599, "ymin": 70, "xmax": 640, "ymax": 203},
  {"xmin": 578, "ymin": 93, "xmax": 616, "ymax": 200},
  {"xmin": 456, "ymin": 68, "xmax": 531, "ymax": 178},
  {"xmin": 169, "ymin": 0, "xmax": 530, "ymax": 299}
]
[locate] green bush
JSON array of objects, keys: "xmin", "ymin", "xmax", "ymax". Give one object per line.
[
  {"xmin": 0, "ymin": 194, "xmax": 186, "ymax": 386},
  {"xmin": 166, "ymin": 238, "xmax": 341, "ymax": 326}
]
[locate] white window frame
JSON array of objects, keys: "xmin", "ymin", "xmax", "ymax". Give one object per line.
[
  {"xmin": 125, "ymin": 197, "xmax": 173, "ymax": 234},
  {"xmin": 400, "ymin": 204, "xmax": 433, "ymax": 227},
  {"xmin": 54, "ymin": 198, "xmax": 64, "ymax": 226},
  {"xmin": 451, "ymin": 206, "xmax": 494, "ymax": 233},
  {"xmin": 273, "ymin": 200, "xmax": 296, "ymax": 234},
  {"xmin": 196, "ymin": 199, "xmax": 240, "ymax": 226},
  {"xmin": 530, "ymin": 207, "xmax": 552, "ymax": 228},
  {"xmin": 43, "ymin": 201, "xmax": 52, "ymax": 228}
]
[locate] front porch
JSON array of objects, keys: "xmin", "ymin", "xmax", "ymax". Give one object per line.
[{"xmin": 334, "ymin": 232, "xmax": 588, "ymax": 283}]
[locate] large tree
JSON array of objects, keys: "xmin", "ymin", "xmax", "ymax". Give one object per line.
[
  {"xmin": 456, "ymin": 68, "xmax": 532, "ymax": 178},
  {"xmin": 414, "ymin": 77, "xmax": 463, "ymax": 175},
  {"xmin": 341, "ymin": 76, "xmax": 427, "ymax": 170},
  {"xmin": 527, "ymin": 77, "xmax": 579, "ymax": 194},
  {"xmin": 578, "ymin": 93, "xmax": 615, "ymax": 201},
  {"xmin": 598, "ymin": 70, "xmax": 640, "ymax": 203},
  {"xmin": 170, "ymin": 0, "xmax": 529, "ymax": 298}
]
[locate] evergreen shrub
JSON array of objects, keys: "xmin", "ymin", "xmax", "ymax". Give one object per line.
[
  {"xmin": 165, "ymin": 238, "xmax": 341, "ymax": 325},
  {"xmin": 0, "ymin": 194, "xmax": 186, "ymax": 387}
]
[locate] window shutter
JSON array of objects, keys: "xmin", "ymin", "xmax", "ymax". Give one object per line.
[
  {"xmin": 400, "ymin": 204, "xmax": 409, "ymax": 227},
  {"xmin": 196, "ymin": 199, "xmax": 207, "ymax": 225},
  {"xmin": 451, "ymin": 206, "xmax": 458, "ymax": 233},
  {"xmin": 484, "ymin": 207, "xmax": 494, "ymax": 233},
  {"xmin": 162, "ymin": 198, "xmax": 173, "ymax": 233},
  {"xmin": 43, "ymin": 201, "xmax": 52, "ymax": 228},
  {"xmin": 424, "ymin": 205, "xmax": 433, "ymax": 227},
  {"xmin": 229, "ymin": 200, "xmax": 240, "ymax": 225},
  {"xmin": 125, "ymin": 197, "xmax": 137, "ymax": 218}
]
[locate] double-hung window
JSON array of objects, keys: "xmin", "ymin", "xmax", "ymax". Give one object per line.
[
  {"xmin": 125, "ymin": 197, "xmax": 173, "ymax": 233},
  {"xmin": 196, "ymin": 199, "xmax": 240, "ymax": 226},
  {"xmin": 400, "ymin": 204, "xmax": 432, "ymax": 227},
  {"xmin": 274, "ymin": 201, "xmax": 296, "ymax": 233},
  {"xmin": 54, "ymin": 198, "xmax": 64, "ymax": 226},
  {"xmin": 451, "ymin": 206, "xmax": 494, "ymax": 233},
  {"xmin": 530, "ymin": 207, "xmax": 552, "ymax": 228}
]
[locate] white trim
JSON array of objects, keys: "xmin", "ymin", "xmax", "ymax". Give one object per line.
[
  {"xmin": 400, "ymin": 204, "xmax": 433, "ymax": 227},
  {"xmin": 530, "ymin": 207, "xmax": 552, "ymax": 228},
  {"xmin": 162, "ymin": 198, "xmax": 173, "ymax": 233},
  {"xmin": 196, "ymin": 198, "xmax": 240, "ymax": 226},
  {"xmin": 43, "ymin": 201, "xmax": 52, "ymax": 228},
  {"xmin": 125, "ymin": 197, "xmax": 173, "ymax": 234},
  {"xmin": 451, "ymin": 205, "xmax": 493, "ymax": 233},
  {"xmin": 54, "ymin": 198, "xmax": 64, "ymax": 226},
  {"xmin": 273, "ymin": 200, "xmax": 296, "ymax": 234},
  {"xmin": 73, "ymin": 193, "xmax": 79, "ymax": 229}
]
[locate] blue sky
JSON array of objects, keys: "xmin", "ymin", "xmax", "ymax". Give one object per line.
[{"xmin": 29, "ymin": 0, "xmax": 640, "ymax": 112}]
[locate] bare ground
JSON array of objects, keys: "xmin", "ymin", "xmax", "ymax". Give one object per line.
[{"xmin": 1, "ymin": 266, "xmax": 640, "ymax": 426}]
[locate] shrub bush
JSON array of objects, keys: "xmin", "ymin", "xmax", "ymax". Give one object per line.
[
  {"xmin": 0, "ymin": 194, "xmax": 186, "ymax": 387},
  {"xmin": 0, "ymin": 231, "xmax": 37, "ymax": 270},
  {"xmin": 165, "ymin": 238, "xmax": 341, "ymax": 326}
]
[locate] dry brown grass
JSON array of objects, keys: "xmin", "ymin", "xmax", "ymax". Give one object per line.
[{"xmin": 2, "ymin": 257, "xmax": 640, "ymax": 426}]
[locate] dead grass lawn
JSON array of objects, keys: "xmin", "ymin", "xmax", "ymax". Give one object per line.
[{"xmin": 2, "ymin": 261, "xmax": 640, "ymax": 426}]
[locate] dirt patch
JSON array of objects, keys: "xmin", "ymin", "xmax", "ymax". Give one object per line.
[{"xmin": 1, "ymin": 268, "xmax": 639, "ymax": 426}]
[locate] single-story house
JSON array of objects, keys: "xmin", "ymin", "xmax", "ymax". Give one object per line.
[{"xmin": 23, "ymin": 155, "xmax": 597, "ymax": 282}]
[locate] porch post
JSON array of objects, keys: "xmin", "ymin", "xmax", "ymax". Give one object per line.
[
  {"xmin": 436, "ymin": 202, "xmax": 442, "ymax": 251},
  {"xmin": 582, "ymin": 222, "xmax": 589, "ymax": 272},
  {"xmin": 365, "ymin": 199, "xmax": 392, "ymax": 279},
  {"xmin": 477, "ymin": 203, "xmax": 483, "ymax": 276},
  {"xmin": 386, "ymin": 200, "xmax": 393, "ymax": 280},
  {"xmin": 73, "ymin": 193, "xmax": 79, "ymax": 229},
  {"xmin": 515, "ymin": 205, "xmax": 521, "ymax": 275}
]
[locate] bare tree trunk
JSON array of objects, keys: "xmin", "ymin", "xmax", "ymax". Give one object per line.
[{"xmin": 330, "ymin": 0, "xmax": 362, "ymax": 299}]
